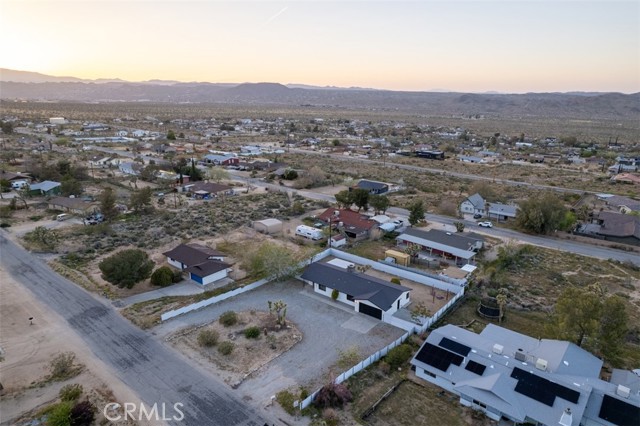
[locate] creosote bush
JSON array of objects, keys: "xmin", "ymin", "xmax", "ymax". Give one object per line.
[
  {"xmin": 217, "ymin": 341, "xmax": 234, "ymax": 355},
  {"xmin": 69, "ymin": 400, "xmax": 95, "ymax": 426},
  {"xmin": 197, "ymin": 329, "xmax": 219, "ymax": 347},
  {"xmin": 244, "ymin": 326, "xmax": 261, "ymax": 339},
  {"xmin": 314, "ymin": 382, "xmax": 352, "ymax": 409},
  {"xmin": 385, "ymin": 344, "xmax": 413, "ymax": 370},
  {"xmin": 49, "ymin": 352, "xmax": 78, "ymax": 380},
  {"xmin": 219, "ymin": 311, "xmax": 238, "ymax": 327},
  {"xmin": 59, "ymin": 383, "xmax": 83, "ymax": 401}
]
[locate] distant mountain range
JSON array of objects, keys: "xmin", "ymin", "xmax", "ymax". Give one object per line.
[{"xmin": 1, "ymin": 68, "xmax": 638, "ymax": 119}]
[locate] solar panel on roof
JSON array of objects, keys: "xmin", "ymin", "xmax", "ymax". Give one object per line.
[
  {"xmin": 599, "ymin": 394, "xmax": 640, "ymax": 426},
  {"xmin": 511, "ymin": 368, "xmax": 580, "ymax": 406},
  {"xmin": 415, "ymin": 343, "xmax": 464, "ymax": 372},
  {"xmin": 465, "ymin": 360, "xmax": 486, "ymax": 376},
  {"xmin": 439, "ymin": 337, "xmax": 471, "ymax": 356}
]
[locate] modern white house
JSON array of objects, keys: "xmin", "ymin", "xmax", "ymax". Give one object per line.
[
  {"xmin": 163, "ymin": 243, "xmax": 231, "ymax": 286},
  {"xmin": 299, "ymin": 260, "xmax": 411, "ymax": 322},
  {"xmin": 411, "ymin": 324, "xmax": 640, "ymax": 426}
]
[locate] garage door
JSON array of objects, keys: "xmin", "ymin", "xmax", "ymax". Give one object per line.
[{"xmin": 358, "ymin": 303, "xmax": 382, "ymax": 320}]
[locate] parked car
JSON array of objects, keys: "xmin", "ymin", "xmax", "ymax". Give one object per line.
[
  {"xmin": 473, "ymin": 213, "xmax": 482, "ymax": 219},
  {"xmin": 478, "ymin": 221, "xmax": 493, "ymax": 228}
]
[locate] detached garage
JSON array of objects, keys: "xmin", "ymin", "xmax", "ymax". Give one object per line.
[
  {"xmin": 253, "ymin": 218, "xmax": 283, "ymax": 235},
  {"xmin": 186, "ymin": 261, "xmax": 232, "ymax": 285}
]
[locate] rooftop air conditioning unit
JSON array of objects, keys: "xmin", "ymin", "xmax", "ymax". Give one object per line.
[
  {"xmin": 492, "ymin": 344, "xmax": 503, "ymax": 355},
  {"xmin": 515, "ymin": 351, "xmax": 527, "ymax": 362},
  {"xmin": 535, "ymin": 358, "xmax": 548, "ymax": 371},
  {"xmin": 616, "ymin": 385, "xmax": 631, "ymax": 398},
  {"xmin": 334, "ymin": 210, "xmax": 340, "ymax": 216}
]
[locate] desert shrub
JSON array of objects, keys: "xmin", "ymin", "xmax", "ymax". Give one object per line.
[
  {"xmin": 197, "ymin": 329, "xmax": 219, "ymax": 347},
  {"xmin": 378, "ymin": 360, "xmax": 391, "ymax": 375},
  {"xmin": 314, "ymin": 382, "xmax": 352, "ymax": 409},
  {"xmin": 331, "ymin": 289, "xmax": 339, "ymax": 300},
  {"xmin": 49, "ymin": 352, "xmax": 77, "ymax": 380},
  {"xmin": 390, "ymin": 277, "xmax": 401, "ymax": 285},
  {"xmin": 385, "ymin": 344, "xmax": 413, "ymax": 370},
  {"xmin": 276, "ymin": 390, "xmax": 296, "ymax": 415},
  {"xmin": 150, "ymin": 266, "xmax": 174, "ymax": 287},
  {"xmin": 59, "ymin": 384, "xmax": 83, "ymax": 401},
  {"xmin": 217, "ymin": 341, "xmax": 234, "ymax": 355},
  {"xmin": 46, "ymin": 401, "xmax": 72, "ymax": 426},
  {"xmin": 299, "ymin": 387, "xmax": 309, "ymax": 400},
  {"xmin": 172, "ymin": 270, "xmax": 183, "ymax": 283},
  {"xmin": 69, "ymin": 400, "xmax": 95, "ymax": 426},
  {"xmin": 98, "ymin": 249, "xmax": 153, "ymax": 288},
  {"xmin": 219, "ymin": 311, "xmax": 237, "ymax": 327},
  {"xmin": 322, "ymin": 408, "xmax": 339, "ymax": 426},
  {"xmin": 244, "ymin": 326, "xmax": 261, "ymax": 339}
]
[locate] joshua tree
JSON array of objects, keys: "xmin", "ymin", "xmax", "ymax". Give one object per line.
[{"xmin": 268, "ymin": 300, "xmax": 288, "ymax": 326}]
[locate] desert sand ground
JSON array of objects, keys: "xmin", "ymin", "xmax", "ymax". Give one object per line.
[{"xmin": 0, "ymin": 266, "xmax": 146, "ymax": 425}]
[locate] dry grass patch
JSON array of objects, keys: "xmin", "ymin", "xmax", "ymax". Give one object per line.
[{"xmin": 169, "ymin": 310, "xmax": 302, "ymax": 387}]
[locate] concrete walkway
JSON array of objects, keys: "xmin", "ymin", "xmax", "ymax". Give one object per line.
[{"xmin": 115, "ymin": 277, "xmax": 236, "ymax": 307}]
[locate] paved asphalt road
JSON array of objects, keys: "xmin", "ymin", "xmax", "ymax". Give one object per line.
[{"xmin": 0, "ymin": 234, "xmax": 270, "ymax": 426}]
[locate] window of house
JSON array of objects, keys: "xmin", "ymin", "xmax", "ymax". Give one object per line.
[
  {"xmin": 425, "ymin": 370, "xmax": 436, "ymax": 378},
  {"xmin": 347, "ymin": 294, "xmax": 354, "ymax": 302},
  {"xmin": 473, "ymin": 400, "xmax": 487, "ymax": 409},
  {"xmin": 406, "ymin": 293, "xmax": 409, "ymax": 299},
  {"xmin": 318, "ymin": 284, "xmax": 326, "ymax": 291}
]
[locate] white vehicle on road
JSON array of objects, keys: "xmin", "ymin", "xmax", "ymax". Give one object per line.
[{"xmin": 478, "ymin": 221, "xmax": 493, "ymax": 228}]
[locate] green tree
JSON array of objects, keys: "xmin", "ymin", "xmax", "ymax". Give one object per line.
[
  {"xmin": 547, "ymin": 286, "xmax": 603, "ymax": 348},
  {"xmin": 598, "ymin": 296, "xmax": 628, "ymax": 366},
  {"xmin": 351, "ymin": 188, "xmax": 369, "ymax": 212},
  {"xmin": 207, "ymin": 167, "xmax": 229, "ymax": 183},
  {"xmin": 334, "ymin": 190, "xmax": 354, "ymax": 209},
  {"xmin": 245, "ymin": 241, "xmax": 300, "ymax": 281},
  {"xmin": 369, "ymin": 194, "xmax": 390, "ymax": 214},
  {"xmin": 98, "ymin": 188, "xmax": 118, "ymax": 221},
  {"xmin": 516, "ymin": 194, "xmax": 569, "ymax": 234},
  {"xmin": 453, "ymin": 221, "xmax": 465, "ymax": 232},
  {"xmin": 129, "ymin": 187, "xmax": 153, "ymax": 213},
  {"xmin": 24, "ymin": 226, "xmax": 60, "ymax": 251},
  {"xmin": 98, "ymin": 249, "xmax": 154, "ymax": 288},
  {"xmin": 60, "ymin": 177, "xmax": 82, "ymax": 197},
  {"xmin": 408, "ymin": 200, "xmax": 425, "ymax": 226},
  {"xmin": 167, "ymin": 129, "xmax": 176, "ymax": 140},
  {"xmin": 46, "ymin": 401, "xmax": 72, "ymax": 426},
  {"xmin": 140, "ymin": 164, "xmax": 159, "ymax": 182},
  {"xmin": 0, "ymin": 120, "xmax": 14, "ymax": 134},
  {"xmin": 150, "ymin": 266, "xmax": 174, "ymax": 287}
]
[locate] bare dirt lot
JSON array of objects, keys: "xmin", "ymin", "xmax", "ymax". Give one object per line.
[
  {"xmin": 168, "ymin": 310, "xmax": 302, "ymax": 388},
  {"xmin": 0, "ymin": 267, "xmax": 143, "ymax": 425}
]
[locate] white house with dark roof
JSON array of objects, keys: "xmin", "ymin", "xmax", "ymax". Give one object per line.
[
  {"xmin": 163, "ymin": 243, "xmax": 231, "ymax": 285},
  {"xmin": 460, "ymin": 193, "xmax": 487, "ymax": 216},
  {"xmin": 299, "ymin": 261, "xmax": 411, "ymax": 322},
  {"xmin": 411, "ymin": 324, "xmax": 640, "ymax": 426}
]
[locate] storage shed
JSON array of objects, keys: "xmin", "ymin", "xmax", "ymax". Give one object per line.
[
  {"xmin": 253, "ymin": 218, "xmax": 283, "ymax": 234},
  {"xmin": 385, "ymin": 249, "xmax": 411, "ymax": 267}
]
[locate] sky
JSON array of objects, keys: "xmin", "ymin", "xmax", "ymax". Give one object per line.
[{"xmin": 1, "ymin": 0, "xmax": 638, "ymax": 93}]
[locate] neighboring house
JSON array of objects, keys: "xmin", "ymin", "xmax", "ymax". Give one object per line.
[
  {"xmin": 317, "ymin": 208, "xmax": 379, "ymax": 241},
  {"xmin": 0, "ymin": 171, "xmax": 31, "ymax": 183},
  {"xmin": 458, "ymin": 155, "xmax": 484, "ymax": 164},
  {"xmin": 596, "ymin": 211, "xmax": 640, "ymax": 246},
  {"xmin": 182, "ymin": 181, "xmax": 232, "ymax": 198},
  {"xmin": 29, "ymin": 180, "xmax": 61, "ymax": 196},
  {"xmin": 300, "ymin": 261, "xmax": 411, "ymax": 321},
  {"xmin": 48, "ymin": 197, "xmax": 96, "ymax": 215},
  {"xmin": 411, "ymin": 324, "xmax": 640, "ymax": 426},
  {"xmin": 396, "ymin": 228, "xmax": 484, "ymax": 266},
  {"xmin": 487, "ymin": 202, "xmax": 518, "ymax": 222},
  {"xmin": 89, "ymin": 156, "xmax": 113, "ymax": 168},
  {"xmin": 163, "ymin": 243, "xmax": 232, "ymax": 285},
  {"xmin": 118, "ymin": 162, "xmax": 142, "ymax": 176},
  {"xmin": 329, "ymin": 234, "xmax": 347, "ymax": 248},
  {"xmin": 460, "ymin": 193, "xmax": 486, "ymax": 217},
  {"xmin": 604, "ymin": 196, "xmax": 640, "ymax": 214},
  {"xmin": 240, "ymin": 145, "xmax": 262, "ymax": 155},
  {"xmin": 352, "ymin": 179, "xmax": 389, "ymax": 195},
  {"xmin": 203, "ymin": 153, "xmax": 239, "ymax": 166},
  {"xmin": 415, "ymin": 150, "xmax": 445, "ymax": 160},
  {"xmin": 611, "ymin": 173, "xmax": 640, "ymax": 185}
]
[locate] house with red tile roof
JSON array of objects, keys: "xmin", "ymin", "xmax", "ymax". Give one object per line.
[{"xmin": 316, "ymin": 208, "xmax": 379, "ymax": 242}]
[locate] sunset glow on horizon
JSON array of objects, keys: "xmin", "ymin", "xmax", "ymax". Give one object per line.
[{"xmin": 1, "ymin": 0, "xmax": 638, "ymax": 93}]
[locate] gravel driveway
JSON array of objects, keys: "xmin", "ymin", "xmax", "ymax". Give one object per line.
[{"xmin": 153, "ymin": 280, "xmax": 405, "ymax": 406}]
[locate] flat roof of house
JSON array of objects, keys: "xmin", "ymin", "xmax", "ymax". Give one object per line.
[
  {"xmin": 300, "ymin": 262, "xmax": 411, "ymax": 311},
  {"xmin": 30, "ymin": 180, "xmax": 61, "ymax": 191}
]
